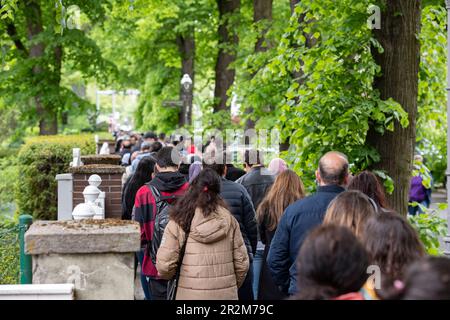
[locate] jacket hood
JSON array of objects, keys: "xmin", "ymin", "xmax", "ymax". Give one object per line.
[
  {"xmin": 152, "ymin": 171, "xmax": 187, "ymax": 192},
  {"xmin": 190, "ymin": 207, "xmax": 232, "ymax": 244}
]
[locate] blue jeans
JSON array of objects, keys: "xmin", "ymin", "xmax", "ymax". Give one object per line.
[
  {"xmin": 252, "ymin": 249, "xmax": 264, "ymax": 300},
  {"xmin": 137, "ymin": 249, "xmax": 151, "ymax": 300},
  {"xmin": 408, "ymin": 200, "xmax": 428, "ymax": 216}
]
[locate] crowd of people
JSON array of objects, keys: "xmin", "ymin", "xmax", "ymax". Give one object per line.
[{"xmin": 115, "ymin": 130, "xmax": 450, "ymax": 300}]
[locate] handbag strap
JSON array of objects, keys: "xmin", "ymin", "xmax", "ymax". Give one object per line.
[{"xmin": 175, "ymin": 225, "xmax": 191, "ymax": 275}]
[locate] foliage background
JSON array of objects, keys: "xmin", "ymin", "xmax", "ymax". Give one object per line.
[{"xmin": 14, "ymin": 135, "xmax": 95, "ymax": 220}]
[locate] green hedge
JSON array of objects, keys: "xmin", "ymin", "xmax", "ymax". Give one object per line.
[
  {"xmin": 15, "ymin": 135, "xmax": 96, "ymax": 220},
  {"xmin": 0, "ymin": 218, "xmax": 19, "ymax": 284}
]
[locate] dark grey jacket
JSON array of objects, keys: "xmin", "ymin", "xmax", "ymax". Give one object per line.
[
  {"xmin": 236, "ymin": 166, "xmax": 275, "ymax": 211},
  {"xmin": 220, "ymin": 178, "xmax": 258, "ymax": 260}
]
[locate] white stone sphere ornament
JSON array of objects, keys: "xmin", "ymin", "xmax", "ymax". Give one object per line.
[{"xmin": 72, "ymin": 203, "xmax": 95, "ymax": 220}]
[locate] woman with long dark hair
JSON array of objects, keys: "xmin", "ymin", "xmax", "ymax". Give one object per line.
[
  {"xmin": 121, "ymin": 156, "xmax": 156, "ymax": 300},
  {"xmin": 156, "ymin": 168, "xmax": 249, "ymax": 300},
  {"xmin": 361, "ymin": 212, "xmax": 425, "ymax": 299},
  {"xmin": 347, "ymin": 171, "xmax": 389, "ymax": 212},
  {"xmin": 256, "ymin": 169, "xmax": 305, "ymax": 299},
  {"xmin": 121, "ymin": 156, "xmax": 156, "ymax": 220}
]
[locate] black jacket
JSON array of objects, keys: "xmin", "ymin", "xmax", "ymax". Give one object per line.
[
  {"xmin": 236, "ymin": 166, "xmax": 275, "ymax": 211},
  {"xmin": 225, "ymin": 164, "xmax": 246, "ymax": 182},
  {"xmin": 220, "ymin": 178, "xmax": 258, "ymax": 260}
]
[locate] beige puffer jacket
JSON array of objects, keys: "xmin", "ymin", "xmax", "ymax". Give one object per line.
[{"xmin": 156, "ymin": 206, "xmax": 249, "ymax": 300}]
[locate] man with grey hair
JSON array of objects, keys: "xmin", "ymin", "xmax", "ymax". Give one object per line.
[{"xmin": 267, "ymin": 151, "xmax": 349, "ymax": 296}]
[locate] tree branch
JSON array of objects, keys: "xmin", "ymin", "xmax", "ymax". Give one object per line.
[{"xmin": 4, "ymin": 21, "xmax": 29, "ymax": 56}]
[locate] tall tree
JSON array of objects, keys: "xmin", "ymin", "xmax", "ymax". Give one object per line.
[
  {"xmin": 245, "ymin": 0, "xmax": 273, "ymax": 130},
  {"xmin": 0, "ymin": 0, "xmax": 114, "ymax": 136},
  {"xmin": 214, "ymin": 0, "xmax": 240, "ymax": 113},
  {"xmin": 177, "ymin": 29, "xmax": 195, "ymax": 127},
  {"xmin": 367, "ymin": 0, "xmax": 422, "ymax": 215}
]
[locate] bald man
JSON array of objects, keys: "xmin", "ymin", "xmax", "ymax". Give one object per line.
[{"xmin": 267, "ymin": 151, "xmax": 349, "ymax": 297}]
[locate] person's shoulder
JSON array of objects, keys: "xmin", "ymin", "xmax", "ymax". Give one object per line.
[
  {"xmin": 283, "ymin": 195, "xmax": 312, "ymax": 216},
  {"xmin": 135, "ymin": 184, "xmax": 152, "ymax": 199}
]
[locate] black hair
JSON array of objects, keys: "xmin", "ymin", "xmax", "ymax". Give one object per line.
[
  {"xmin": 203, "ymin": 151, "xmax": 228, "ymax": 176},
  {"xmin": 144, "ymin": 131, "xmax": 157, "ymax": 140},
  {"xmin": 155, "ymin": 146, "xmax": 180, "ymax": 168},
  {"xmin": 158, "ymin": 132, "xmax": 166, "ymax": 140},
  {"xmin": 122, "ymin": 157, "xmax": 156, "ymax": 220},
  {"xmin": 244, "ymin": 149, "xmax": 263, "ymax": 166},
  {"xmin": 295, "ymin": 225, "xmax": 369, "ymax": 300},
  {"xmin": 150, "ymin": 141, "xmax": 163, "ymax": 153},
  {"xmin": 170, "ymin": 168, "xmax": 228, "ymax": 233}
]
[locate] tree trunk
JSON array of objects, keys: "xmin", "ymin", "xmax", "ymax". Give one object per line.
[
  {"xmin": 214, "ymin": 0, "xmax": 240, "ymax": 113},
  {"xmin": 177, "ymin": 32, "xmax": 195, "ymax": 127},
  {"xmin": 367, "ymin": 0, "xmax": 422, "ymax": 215},
  {"xmin": 278, "ymin": 0, "xmax": 305, "ymax": 152},
  {"xmin": 290, "ymin": 0, "xmax": 301, "ymax": 15},
  {"xmin": 25, "ymin": 0, "xmax": 58, "ymax": 135},
  {"xmin": 245, "ymin": 0, "xmax": 273, "ymax": 131}
]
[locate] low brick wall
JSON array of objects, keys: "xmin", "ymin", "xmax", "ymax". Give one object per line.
[
  {"xmin": 69, "ymin": 165, "xmax": 125, "ymax": 219},
  {"xmin": 81, "ymin": 154, "xmax": 121, "ymax": 166}
]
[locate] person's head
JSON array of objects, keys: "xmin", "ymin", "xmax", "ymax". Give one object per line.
[
  {"xmin": 323, "ymin": 190, "xmax": 377, "ymax": 238},
  {"xmin": 268, "ymin": 158, "xmax": 288, "ymax": 175},
  {"xmin": 243, "ymin": 149, "xmax": 263, "ymax": 171},
  {"xmin": 158, "ymin": 132, "xmax": 166, "ymax": 142},
  {"xmin": 316, "ymin": 151, "xmax": 349, "ymax": 187},
  {"xmin": 385, "ymin": 257, "xmax": 450, "ymax": 300},
  {"xmin": 178, "ymin": 162, "xmax": 190, "ymax": 176},
  {"xmin": 122, "ymin": 139, "xmax": 132, "ymax": 149},
  {"xmin": 347, "ymin": 171, "xmax": 388, "ymax": 210},
  {"xmin": 361, "ymin": 212, "xmax": 425, "ymax": 297},
  {"xmin": 150, "ymin": 141, "xmax": 163, "ymax": 153},
  {"xmin": 257, "ymin": 170, "xmax": 305, "ymax": 231},
  {"xmin": 189, "ymin": 161, "xmax": 203, "ymax": 184},
  {"xmin": 141, "ymin": 142, "xmax": 152, "ymax": 152},
  {"xmin": 296, "ymin": 225, "xmax": 369, "ymax": 300},
  {"xmin": 130, "ymin": 135, "xmax": 137, "ymax": 145},
  {"xmin": 155, "ymin": 146, "xmax": 181, "ymax": 172},
  {"xmin": 124, "ymin": 157, "xmax": 156, "ymax": 219},
  {"xmin": 170, "ymin": 168, "xmax": 227, "ymax": 232},
  {"xmin": 203, "ymin": 151, "xmax": 228, "ymax": 177},
  {"xmin": 144, "ymin": 131, "xmax": 157, "ymax": 143}
]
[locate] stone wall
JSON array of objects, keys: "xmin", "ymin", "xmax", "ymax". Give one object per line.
[
  {"xmin": 69, "ymin": 165, "xmax": 125, "ymax": 219},
  {"xmin": 25, "ymin": 219, "xmax": 140, "ymax": 300},
  {"xmin": 81, "ymin": 154, "xmax": 121, "ymax": 166}
]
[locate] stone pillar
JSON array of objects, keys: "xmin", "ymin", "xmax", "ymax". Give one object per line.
[
  {"xmin": 96, "ymin": 139, "xmax": 116, "ymax": 155},
  {"xmin": 70, "ymin": 165, "xmax": 125, "ymax": 219},
  {"xmin": 25, "ymin": 219, "xmax": 140, "ymax": 300},
  {"xmin": 55, "ymin": 174, "xmax": 73, "ymax": 221}
]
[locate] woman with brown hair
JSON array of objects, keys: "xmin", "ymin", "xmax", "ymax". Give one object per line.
[
  {"xmin": 323, "ymin": 190, "xmax": 377, "ymax": 239},
  {"xmin": 361, "ymin": 212, "xmax": 425, "ymax": 300},
  {"xmin": 256, "ymin": 169, "xmax": 305, "ymax": 299},
  {"xmin": 348, "ymin": 171, "xmax": 389, "ymax": 212},
  {"xmin": 156, "ymin": 168, "xmax": 249, "ymax": 300}
]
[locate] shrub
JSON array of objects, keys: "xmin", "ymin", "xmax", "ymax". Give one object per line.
[
  {"xmin": 408, "ymin": 204, "xmax": 448, "ymax": 256},
  {"xmin": 0, "ymin": 216, "xmax": 19, "ymax": 284},
  {"xmin": 15, "ymin": 135, "xmax": 96, "ymax": 220}
]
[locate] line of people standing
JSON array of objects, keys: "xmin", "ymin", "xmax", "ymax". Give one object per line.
[{"xmin": 119, "ymin": 134, "xmax": 450, "ymax": 300}]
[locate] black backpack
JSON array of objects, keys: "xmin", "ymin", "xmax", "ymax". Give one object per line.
[{"xmin": 148, "ymin": 184, "xmax": 181, "ymax": 266}]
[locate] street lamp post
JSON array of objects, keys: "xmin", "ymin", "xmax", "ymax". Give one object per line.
[
  {"xmin": 181, "ymin": 74, "xmax": 193, "ymax": 127},
  {"xmin": 445, "ymin": 0, "xmax": 450, "ymax": 257}
]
